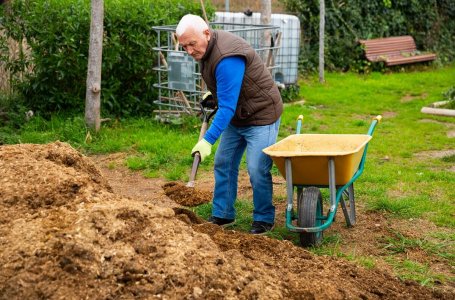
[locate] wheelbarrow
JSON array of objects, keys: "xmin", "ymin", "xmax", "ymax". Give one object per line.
[{"xmin": 263, "ymin": 115, "xmax": 382, "ymax": 247}]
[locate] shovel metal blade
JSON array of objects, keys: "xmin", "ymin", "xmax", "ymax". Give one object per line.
[
  {"xmin": 186, "ymin": 181, "xmax": 195, "ymax": 188},
  {"xmin": 186, "ymin": 152, "xmax": 201, "ymax": 188}
]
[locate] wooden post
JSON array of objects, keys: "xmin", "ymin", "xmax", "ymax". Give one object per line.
[
  {"xmin": 159, "ymin": 52, "xmax": 168, "ymax": 69},
  {"xmin": 260, "ymin": 0, "xmax": 272, "ymax": 63},
  {"xmin": 199, "ymin": 0, "xmax": 209, "ymax": 24},
  {"xmin": 85, "ymin": 0, "xmax": 104, "ymax": 132},
  {"xmin": 197, "ymin": 0, "xmax": 209, "ymax": 93},
  {"xmin": 319, "ymin": 0, "xmax": 325, "ymax": 83},
  {"xmin": 266, "ymin": 32, "xmax": 281, "ymax": 68}
]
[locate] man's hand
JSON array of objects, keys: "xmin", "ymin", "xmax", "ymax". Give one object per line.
[
  {"xmin": 201, "ymin": 91, "xmax": 216, "ymax": 109},
  {"xmin": 191, "ymin": 139, "xmax": 212, "ymax": 162}
]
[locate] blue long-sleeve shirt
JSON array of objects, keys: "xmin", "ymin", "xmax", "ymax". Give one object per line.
[{"xmin": 203, "ymin": 56, "xmax": 246, "ymax": 144}]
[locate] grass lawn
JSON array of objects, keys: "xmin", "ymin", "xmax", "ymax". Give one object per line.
[{"xmin": 289, "ymin": 67, "xmax": 455, "ymax": 227}]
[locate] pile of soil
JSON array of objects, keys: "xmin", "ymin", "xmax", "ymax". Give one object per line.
[
  {"xmin": 0, "ymin": 142, "xmax": 450, "ymax": 299},
  {"xmin": 162, "ymin": 181, "xmax": 212, "ymax": 207}
]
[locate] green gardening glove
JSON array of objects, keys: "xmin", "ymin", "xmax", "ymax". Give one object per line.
[{"xmin": 191, "ymin": 139, "xmax": 212, "ymax": 162}]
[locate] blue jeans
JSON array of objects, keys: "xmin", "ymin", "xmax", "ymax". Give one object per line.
[{"xmin": 212, "ymin": 118, "xmax": 281, "ymax": 224}]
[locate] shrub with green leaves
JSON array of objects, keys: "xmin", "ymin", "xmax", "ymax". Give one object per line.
[
  {"xmin": 0, "ymin": 0, "xmax": 213, "ymax": 117},
  {"xmin": 281, "ymin": 0, "xmax": 455, "ymax": 71},
  {"xmin": 442, "ymin": 85, "xmax": 455, "ymax": 109}
]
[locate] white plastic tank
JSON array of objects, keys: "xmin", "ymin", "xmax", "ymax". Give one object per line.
[
  {"xmin": 167, "ymin": 51, "xmax": 196, "ymax": 91},
  {"xmin": 215, "ymin": 12, "xmax": 300, "ymax": 85}
]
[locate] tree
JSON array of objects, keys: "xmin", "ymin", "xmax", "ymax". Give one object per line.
[
  {"xmin": 85, "ymin": 0, "xmax": 104, "ymax": 132},
  {"xmin": 260, "ymin": 0, "xmax": 272, "ymax": 29},
  {"xmin": 319, "ymin": 0, "xmax": 325, "ymax": 83},
  {"xmin": 260, "ymin": 0, "xmax": 272, "ymax": 62}
]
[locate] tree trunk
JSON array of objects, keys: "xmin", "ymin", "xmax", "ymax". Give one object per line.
[
  {"xmin": 319, "ymin": 0, "xmax": 325, "ymax": 83},
  {"xmin": 85, "ymin": 0, "xmax": 104, "ymax": 132},
  {"xmin": 260, "ymin": 0, "xmax": 272, "ymax": 62}
]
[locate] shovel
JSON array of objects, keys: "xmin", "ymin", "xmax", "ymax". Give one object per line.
[{"xmin": 186, "ymin": 97, "xmax": 217, "ymax": 188}]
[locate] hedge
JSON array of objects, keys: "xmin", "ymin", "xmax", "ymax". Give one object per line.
[
  {"xmin": 0, "ymin": 0, "xmax": 213, "ymax": 117},
  {"xmin": 281, "ymin": 0, "xmax": 455, "ymax": 71}
]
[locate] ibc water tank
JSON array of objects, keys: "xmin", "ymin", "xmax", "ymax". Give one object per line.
[
  {"xmin": 215, "ymin": 12, "xmax": 300, "ymax": 85},
  {"xmin": 167, "ymin": 51, "xmax": 196, "ymax": 91}
]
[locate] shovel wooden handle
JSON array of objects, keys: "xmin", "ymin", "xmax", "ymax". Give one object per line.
[
  {"xmin": 187, "ymin": 106, "xmax": 217, "ymax": 187},
  {"xmin": 198, "ymin": 121, "xmax": 208, "ymax": 141}
]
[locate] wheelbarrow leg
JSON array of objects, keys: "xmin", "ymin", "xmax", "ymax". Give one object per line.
[
  {"xmin": 328, "ymin": 157, "xmax": 337, "ymax": 213},
  {"xmin": 328, "ymin": 157, "xmax": 356, "ymax": 227},
  {"xmin": 340, "ymin": 184, "xmax": 356, "ymax": 227},
  {"xmin": 285, "ymin": 158, "xmax": 294, "ymax": 225}
]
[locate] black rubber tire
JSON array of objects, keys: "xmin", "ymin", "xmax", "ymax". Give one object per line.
[
  {"xmin": 340, "ymin": 184, "xmax": 356, "ymax": 227},
  {"xmin": 294, "ymin": 187, "xmax": 303, "ymax": 221},
  {"xmin": 298, "ymin": 187, "xmax": 324, "ymax": 247}
]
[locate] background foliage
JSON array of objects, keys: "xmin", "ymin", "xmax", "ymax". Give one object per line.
[
  {"xmin": 0, "ymin": 0, "xmax": 212, "ymax": 117},
  {"xmin": 280, "ymin": 0, "xmax": 455, "ymax": 71}
]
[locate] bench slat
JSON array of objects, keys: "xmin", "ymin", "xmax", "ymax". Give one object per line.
[
  {"xmin": 359, "ymin": 35, "xmax": 436, "ymax": 66},
  {"xmin": 360, "ymin": 35, "xmax": 414, "ymax": 44},
  {"xmin": 366, "ymin": 47, "xmax": 416, "ymax": 54},
  {"xmin": 386, "ymin": 54, "xmax": 437, "ymax": 66}
]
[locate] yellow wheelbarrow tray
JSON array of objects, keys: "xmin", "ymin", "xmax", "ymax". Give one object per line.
[{"xmin": 263, "ymin": 115, "xmax": 382, "ymax": 247}]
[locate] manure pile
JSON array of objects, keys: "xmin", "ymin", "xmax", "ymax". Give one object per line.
[{"xmin": 0, "ymin": 142, "xmax": 448, "ymax": 299}]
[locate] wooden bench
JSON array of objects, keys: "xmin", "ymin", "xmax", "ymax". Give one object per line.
[{"xmin": 359, "ymin": 36, "xmax": 436, "ymax": 66}]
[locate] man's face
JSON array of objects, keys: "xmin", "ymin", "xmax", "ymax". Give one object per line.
[{"xmin": 178, "ymin": 27, "xmax": 210, "ymax": 61}]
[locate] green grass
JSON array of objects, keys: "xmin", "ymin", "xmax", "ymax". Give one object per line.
[
  {"xmin": 385, "ymin": 257, "xmax": 448, "ymax": 286},
  {"xmin": 191, "ymin": 199, "xmax": 254, "ymax": 232},
  {"xmin": 442, "ymin": 154, "xmax": 455, "ymax": 163},
  {"xmin": 354, "ymin": 256, "xmax": 377, "ymax": 269},
  {"xmin": 309, "ymin": 233, "xmax": 344, "ymax": 256},
  {"xmin": 291, "ymin": 66, "xmax": 455, "ymax": 229},
  {"xmin": 381, "ymin": 230, "xmax": 454, "ymax": 262},
  {"xmin": 378, "ymin": 225, "xmax": 455, "ymax": 287}
]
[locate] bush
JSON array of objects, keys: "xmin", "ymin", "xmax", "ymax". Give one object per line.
[
  {"xmin": 280, "ymin": 84, "xmax": 300, "ymax": 103},
  {"xmin": 443, "ymin": 86, "xmax": 455, "ymax": 102},
  {"xmin": 0, "ymin": 0, "xmax": 213, "ymax": 117},
  {"xmin": 281, "ymin": 0, "xmax": 455, "ymax": 72},
  {"xmin": 0, "ymin": 92, "xmax": 28, "ymax": 129},
  {"xmin": 442, "ymin": 86, "xmax": 455, "ymax": 109}
]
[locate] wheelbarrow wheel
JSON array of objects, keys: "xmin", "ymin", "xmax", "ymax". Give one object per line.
[
  {"xmin": 340, "ymin": 184, "xmax": 356, "ymax": 227},
  {"xmin": 298, "ymin": 187, "xmax": 323, "ymax": 247},
  {"xmin": 294, "ymin": 187, "xmax": 303, "ymax": 221}
]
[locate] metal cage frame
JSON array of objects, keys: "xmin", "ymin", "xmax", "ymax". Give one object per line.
[{"xmin": 152, "ymin": 22, "xmax": 281, "ymax": 121}]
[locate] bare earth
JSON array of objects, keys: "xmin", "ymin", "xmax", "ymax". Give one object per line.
[{"xmin": 0, "ymin": 142, "xmax": 453, "ymax": 299}]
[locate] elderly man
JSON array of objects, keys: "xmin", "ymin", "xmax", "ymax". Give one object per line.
[{"xmin": 176, "ymin": 14, "xmax": 283, "ymax": 234}]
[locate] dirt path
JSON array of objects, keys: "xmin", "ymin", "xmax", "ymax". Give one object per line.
[{"xmin": 0, "ymin": 143, "xmax": 452, "ymax": 299}]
